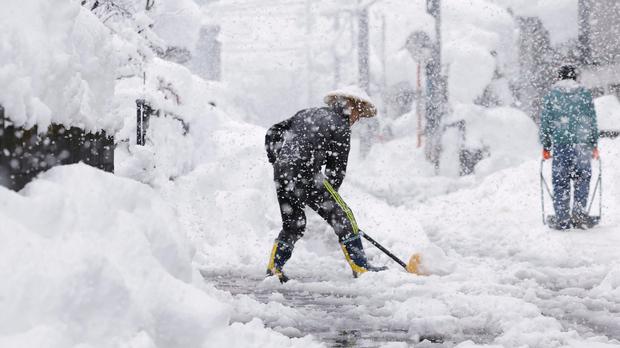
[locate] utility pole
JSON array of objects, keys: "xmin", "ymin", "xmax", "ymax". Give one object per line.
[
  {"xmin": 577, "ymin": 0, "xmax": 592, "ymax": 65},
  {"xmin": 333, "ymin": 15, "xmax": 342, "ymax": 88},
  {"xmin": 416, "ymin": 62, "xmax": 423, "ymax": 148},
  {"xmin": 425, "ymin": 0, "xmax": 446, "ymax": 171},
  {"xmin": 357, "ymin": 3, "xmax": 375, "ymax": 158},
  {"xmin": 381, "ymin": 14, "xmax": 387, "ymax": 118},
  {"xmin": 405, "ymin": 31, "xmax": 432, "ymax": 149},
  {"xmin": 305, "ymin": 0, "xmax": 314, "ymax": 104},
  {"xmin": 358, "ymin": 6, "xmax": 370, "ymax": 92}
]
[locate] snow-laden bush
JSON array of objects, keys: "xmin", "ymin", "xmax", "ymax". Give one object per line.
[{"xmin": 0, "ymin": 1, "xmax": 121, "ymax": 132}]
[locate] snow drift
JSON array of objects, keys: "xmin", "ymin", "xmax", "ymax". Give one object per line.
[
  {"xmin": 0, "ymin": 164, "xmax": 228, "ymax": 347},
  {"xmin": 0, "ymin": 164, "xmax": 323, "ymax": 347}
]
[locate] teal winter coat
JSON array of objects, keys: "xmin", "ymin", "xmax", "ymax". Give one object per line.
[{"xmin": 540, "ymin": 80, "xmax": 598, "ymax": 151}]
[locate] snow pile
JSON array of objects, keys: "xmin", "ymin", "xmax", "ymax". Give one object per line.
[
  {"xmin": 0, "ymin": 164, "xmax": 322, "ymax": 347},
  {"xmin": 348, "ymin": 135, "xmax": 471, "ymax": 204},
  {"xmin": 591, "ymin": 265, "xmax": 620, "ymax": 300},
  {"xmin": 0, "ymin": 1, "xmax": 121, "ymax": 132},
  {"xmin": 455, "ymin": 105, "xmax": 539, "ymax": 176},
  {"xmin": 113, "ymin": 56, "xmax": 253, "ymax": 186},
  {"xmin": 348, "ymin": 104, "xmax": 538, "ymax": 203},
  {"xmin": 169, "ymin": 115, "xmax": 276, "ymax": 271},
  {"xmin": 0, "ymin": 164, "xmax": 225, "ymax": 346}
]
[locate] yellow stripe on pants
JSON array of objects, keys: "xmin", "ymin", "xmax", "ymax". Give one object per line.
[{"xmin": 323, "ymin": 180, "xmax": 359, "ymax": 234}]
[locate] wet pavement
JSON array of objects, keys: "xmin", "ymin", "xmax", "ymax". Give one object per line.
[{"xmin": 201, "ymin": 270, "xmax": 492, "ymax": 347}]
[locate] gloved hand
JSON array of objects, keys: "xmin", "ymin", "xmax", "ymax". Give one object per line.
[
  {"xmin": 542, "ymin": 149, "xmax": 552, "ymax": 160},
  {"xmin": 592, "ymin": 147, "xmax": 599, "ymax": 160}
]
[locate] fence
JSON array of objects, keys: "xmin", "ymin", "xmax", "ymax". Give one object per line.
[{"xmin": 0, "ymin": 105, "xmax": 114, "ymax": 191}]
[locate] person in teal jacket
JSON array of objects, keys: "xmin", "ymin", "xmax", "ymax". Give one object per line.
[{"xmin": 540, "ymin": 65, "xmax": 599, "ymax": 229}]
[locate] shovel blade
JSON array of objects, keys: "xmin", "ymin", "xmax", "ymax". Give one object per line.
[{"xmin": 406, "ymin": 253, "xmax": 423, "ymax": 275}]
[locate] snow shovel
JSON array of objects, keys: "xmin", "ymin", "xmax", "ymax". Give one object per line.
[
  {"xmin": 360, "ymin": 230, "xmax": 424, "ymax": 275},
  {"xmin": 540, "ymin": 158, "xmax": 602, "ymax": 228}
]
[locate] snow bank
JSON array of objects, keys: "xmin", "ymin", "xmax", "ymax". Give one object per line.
[
  {"xmin": 0, "ymin": 164, "xmax": 228, "ymax": 346},
  {"xmin": 0, "ymin": 0, "xmax": 121, "ymax": 132},
  {"xmin": 455, "ymin": 105, "xmax": 539, "ymax": 176},
  {"xmin": 0, "ymin": 164, "xmax": 320, "ymax": 347},
  {"xmin": 348, "ymin": 135, "xmax": 470, "ymax": 204},
  {"xmin": 113, "ymin": 57, "xmax": 251, "ymax": 186},
  {"xmin": 349, "ymin": 104, "xmax": 538, "ymax": 202},
  {"xmin": 169, "ymin": 115, "xmax": 280, "ymax": 271}
]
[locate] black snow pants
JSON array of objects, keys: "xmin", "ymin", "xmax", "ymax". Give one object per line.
[{"xmin": 273, "ymin": 166, "xmax": 359, "ymax": 249}]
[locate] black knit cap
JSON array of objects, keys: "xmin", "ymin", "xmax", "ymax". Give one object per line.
[{"xmin": 558, "ymin": 65, "xmax": 578, "ymax": 80}]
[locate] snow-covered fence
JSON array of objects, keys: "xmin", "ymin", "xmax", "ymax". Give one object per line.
[{"xmin": 0, "ymin": 105, "xmax": 114, "ymax": 191}]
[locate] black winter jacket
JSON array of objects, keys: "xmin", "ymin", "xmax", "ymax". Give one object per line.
[{"xmin": 265, "ymin": 106, "xmax": 351, "ymax": 191}]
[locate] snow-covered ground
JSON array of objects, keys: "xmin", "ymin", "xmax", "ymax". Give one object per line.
[
  {"xmin": 182, "ymin": 122, "xmax": 620, "ymax": 347},
  {"xmin": 4, "ymin": 104, "xmax": 618, "ymax": 347}
]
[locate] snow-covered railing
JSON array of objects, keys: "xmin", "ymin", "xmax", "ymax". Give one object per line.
[{"xmin": 0, "ymin": 105, "xmax": 114, "ymax": 191}]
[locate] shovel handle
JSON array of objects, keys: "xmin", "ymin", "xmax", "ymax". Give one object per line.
[{"xmin": 361, "ymin": 231, "xmax": 408, "ymax": 270}]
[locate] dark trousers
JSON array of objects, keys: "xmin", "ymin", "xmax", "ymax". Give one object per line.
[
  {"xmin": 552, "ymin": 144, "xmax": 592, "ymax": 227},
  {"xmin": 274, "ymin": 170, "xmax": 358, "ymax": 248}
]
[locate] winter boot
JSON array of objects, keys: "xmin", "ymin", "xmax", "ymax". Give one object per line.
[
  {"xmin": 266, "ymin": 240, "xmax": 293, "ymax": 283},
  {"xmin": 571, "ymin": 212, "xmax": 588, "ymax": 229},
  {"xmin": 340, "ymin": 234, "xmax": 387, "ymax": 278},
  {"xmin": 548, "ymin": 215, "xmax": 571, "ymax": 230}
]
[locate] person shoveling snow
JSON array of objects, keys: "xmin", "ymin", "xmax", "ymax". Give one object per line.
[
  {"xmin": 540, "ymin": 65, "xmax": 600, "ymax": 230},
  {"xmin": 264, "ymin": 86, "xmax": 388, "ymax": 283}
]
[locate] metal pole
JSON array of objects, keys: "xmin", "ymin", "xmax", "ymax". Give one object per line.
[
  {"xmin": 0, "ymin": 104, "xmax": 4, "ymax": 129},
  {"xmin": 358, "ymin": 5, "xmax": 370, "ymax": 93},
  {"xmin": 540, "ymin": 159, "xmax": 546, "ymax": 225},
  {"xmin": 578, "ymin": 0, "xmax": 592, "ymax": 65},
  {"xmin": 136, "ymin": 99, "xmax": 150, "ymax": 146},
  {"xmin": 305, "ymin": 0, "xmax": 313, "ymax": 104},
  {"xmin": 358, "ymin": 3, "xmax": 374, "ymax": 158},
  {"xmin": 425, "ymin": 0, "xmax": 444, "ymax": 170},
  {"xmin": 416, "ymin": 62, "xmax": 422, "ymax": 148},
  {"xmin": 381, "ymin": 14, "xmax": 387, "ymax": 117},
  {"xmin": 333, "ymin": 15, "xmax": 342, "ymax": 88}
]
